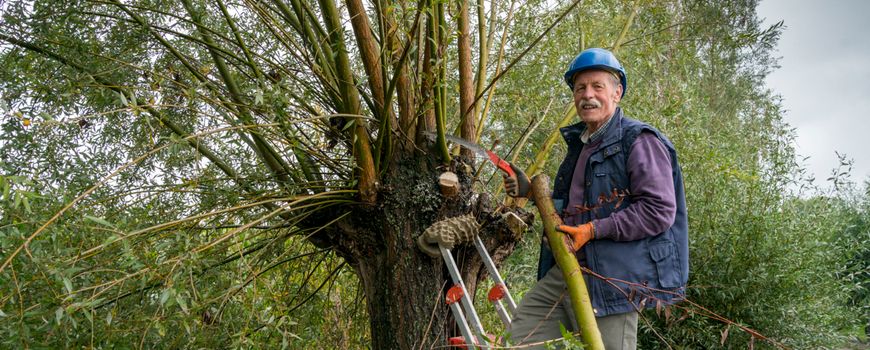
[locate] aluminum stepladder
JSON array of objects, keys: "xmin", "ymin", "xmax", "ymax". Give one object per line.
[{"xmin": 440, "ymin": 235, "xmax": 518, "ymax": 349}]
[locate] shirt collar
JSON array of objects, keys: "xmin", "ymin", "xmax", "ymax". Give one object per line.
[{"xmin": 580, "ymin": 112, "xmax": 616, "ymax": 144}]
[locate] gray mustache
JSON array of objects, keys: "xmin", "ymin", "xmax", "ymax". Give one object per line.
[{"xmin": 580, "ymin": 99, "xmax": 601, "ymax": 108}]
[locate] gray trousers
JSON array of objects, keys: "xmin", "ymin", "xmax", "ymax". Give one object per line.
[{"xmin": 508, "ymin": 266, "xmax": 638, "ymax": 350}]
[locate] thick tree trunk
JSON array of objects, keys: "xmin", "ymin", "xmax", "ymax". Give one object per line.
[
  {"xmin": 355, "ymin": 238, "xmax": 448, "ymax": 349},
  {"xmin": 333, "ymin": 157, "xmax": 528, "ymax": 349}
]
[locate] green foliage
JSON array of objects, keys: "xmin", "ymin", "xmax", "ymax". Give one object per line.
[
  {"xmin": 839, "ymin": 181, "xmax": 870, "ymax": 340},
  {"xmin": 490, "ymin": 0, "xmax": 865, "ymax": 349},
  {"xmin": 0, "ymin": 0, "xmax": 866, "ymax": 348}
]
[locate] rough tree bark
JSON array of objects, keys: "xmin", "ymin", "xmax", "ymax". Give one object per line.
[{"xmin": 324, "ymin": 158, "xmax": 529, "ymax": 349}]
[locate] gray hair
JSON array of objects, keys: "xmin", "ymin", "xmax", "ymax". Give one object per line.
[
  {"xmin": 571, "ymin": 70, "xmax": 623, "ymax": 93},
  {"xmin": 607, "ymin": 72, "xmax": 621, "ymax": 91}
]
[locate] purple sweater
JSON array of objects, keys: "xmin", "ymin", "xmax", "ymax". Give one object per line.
[{"xmin": 565, "ymin": 131, "xmax": 676, "ymax": 241}]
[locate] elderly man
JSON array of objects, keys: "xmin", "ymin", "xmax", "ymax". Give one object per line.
[{"xmin": 505, "ymin": 48, "xmax": 689, "ymax": 350}]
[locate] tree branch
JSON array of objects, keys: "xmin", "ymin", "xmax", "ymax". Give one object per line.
[
  {"xmin": 466, "ymin": 0, "xmax": 582, "ymax": 124},
  {"xmin": 181, "ymin": 0, "xmax": 297, "ymax": 188},
  {"xmin": 458, "ymin": 0, "xmax": 476, "ymax": 155},
  {"xmin": 317, "ymin": 0, "xmax": 378, "ymax": 203}
]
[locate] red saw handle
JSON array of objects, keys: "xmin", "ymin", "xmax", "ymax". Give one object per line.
[{"xmin": 486, "ymin": 150, "xmax": 515, "ymax": 178}]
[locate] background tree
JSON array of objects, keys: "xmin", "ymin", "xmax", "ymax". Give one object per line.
[{"xmin": 0, "ymin": 0, "xmax": 865, "ymax": 348}]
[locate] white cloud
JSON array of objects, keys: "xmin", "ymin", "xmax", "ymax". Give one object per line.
[{"xmin": 758, "ymin": 0, "xmax": 870, "ymax": 188}]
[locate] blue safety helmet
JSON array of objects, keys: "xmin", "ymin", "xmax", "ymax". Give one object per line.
[{"xmin": 564, "ymin": 48, "xmax": 627, "ymax": 97}]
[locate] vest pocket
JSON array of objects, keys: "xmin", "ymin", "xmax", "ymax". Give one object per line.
[{"xmin": 649, "ymin": 242, "xmax": 680, "ymax": 288}]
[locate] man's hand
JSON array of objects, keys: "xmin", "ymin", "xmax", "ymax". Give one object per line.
[
  {"xmin": 503, "ymin": 174, "xmax": 520, "ymax": 196},
  {"xmin": 556, "ymin": 222, "xmax": 594, "ymax": 251},
  {"xmin": 502, "ymin": 163, "xmax": 530, "ymax": 198}
]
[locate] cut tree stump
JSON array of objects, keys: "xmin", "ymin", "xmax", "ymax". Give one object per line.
[{"xmin": 439, "ymin": 171, "xmax": 459, "ymax": 197}]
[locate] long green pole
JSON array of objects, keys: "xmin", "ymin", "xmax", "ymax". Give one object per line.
[{"xmin": 530, "ymin": 174, "xmax": 604, "ymax": 350}]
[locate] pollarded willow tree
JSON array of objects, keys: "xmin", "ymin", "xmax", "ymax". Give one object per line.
[
  {"xmin": 0, "ymin": 0, "xmax": 581, "ymax": 347},
  {"xmin": 2, "ymin": 0, "xmax": 846, "ymax": 348}
]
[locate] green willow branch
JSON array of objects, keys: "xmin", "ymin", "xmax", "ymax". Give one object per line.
[
  {"xmin": 474, "ymin": 0, "xmax": 516, "ymax": 142},
  {"xmin": 382, "ymin": 0, "xmax": 424, "ymax": 120},
  {"xmin": 465, "ymin": 0, "xmax": 582, "ymax": 123},
  {"xmin": 0, "ymin": 33, "xmax": 276, "ymax": 273},
  {"xmin": 0, "ymin": 121, "xmax": 271, "ymax": 274},
  {"xmin": 286, "ymin": 0, "xmax": 341, "ymax": 96},
  {"xmin": 108, "ymin": 0, "xmax": 212, "ymax": 88},
  {"xmin": 83, "ymin": 199, "xmax": 349, "ymax": 305},
  {"xmin": 193, "ymin": 191, "xmax": 355, "ymax": 253},
  {"xmin": 509, "ymin": 97, "xmax": 553, "ymax": 165},
  {"xmin": 530, "ymin": 175, "xmax": 604, "ymax": 350},
  {"xmin": 215, "ymin": 0, "xmax": 265, "ymax": 82},
  {"xmin": 72, "ymin": 196, "xmax": 301, "ymax": 260},
  {"xmin": 92, "ymin": 241, "xmax": 330, "ymax": 310},
  {"xmin": 265, "ymin": 0, "xmax": 341, "ymax": 108},
  {"xmin": 181, "ymin": 0, "xmax": 298, "ymax": 189},
  {"xmin": 473, "ymin": 0, "xmax": 495, "ymax": 109},
  {"xmin": 611, "ymin": 0, "xmax": 639, "ymax": 53},
  {"xmin": 81, "ymin": 8, "xmax": 249, "ymax": 68},
  {"xmin": 317, "ymin": 0, "xmax": 378, "ymax": 203},
  {"xmin": 286, "ymin": 261, "xmax": 347, "ymax": 315},
  {"xmin": 526, "ymin": 103, "xmax": 576, "ymax": 177},
  {"xmin": 217, "ymin": 211, "xmax": 351, "ymax": 315},
  {"xmin": 0, "ymin": 83, "xmax": 348, "ymax": 276},
  {"xmin": 345, "ymin": 0, "xmax": 390, "ymax": 170},
  {"xmin": 373, "ymin": 0, "xmax": 424, "ymax": 166},
  {"xmin": 458, "ymin": 0, "xmax": 476, "ymax": 149},
  {"xmin": 429, "ymin": 0, "xmax": 450, "ymax": 163},
  {"xmin": 345, "ymin": 0, "xmax": 386, "ymax": 119}
]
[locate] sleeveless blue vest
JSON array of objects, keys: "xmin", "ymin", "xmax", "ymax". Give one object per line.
[{"xmin": 538, "ymin": 108, "xmax": 689, "ymax": 316}]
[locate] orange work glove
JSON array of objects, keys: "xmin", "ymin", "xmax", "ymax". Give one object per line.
[{"xmin": 555, "ymin": 222, "xmax": 594, "ymax": 252}]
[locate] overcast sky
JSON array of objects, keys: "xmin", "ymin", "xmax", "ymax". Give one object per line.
[{"xmin": 756, "ymin": 0, "xmax": 870, "ymax": 189}]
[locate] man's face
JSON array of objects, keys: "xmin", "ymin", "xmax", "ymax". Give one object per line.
[{"xmin": 572, "ymin": 69, "xmax": 622, "ymax": 129}]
